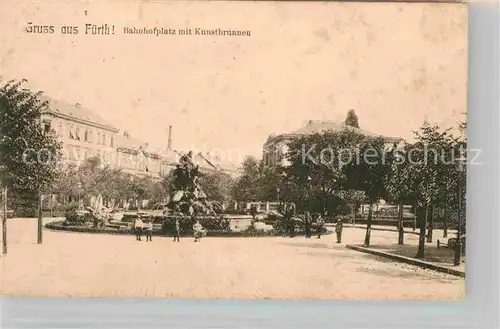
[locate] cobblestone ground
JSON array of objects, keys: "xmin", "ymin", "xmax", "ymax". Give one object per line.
[{"xmin": 0, "ymin": 219, "xmax": 464, "ymax": 300}]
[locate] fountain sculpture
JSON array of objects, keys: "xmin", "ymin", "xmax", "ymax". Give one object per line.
[{"xmin": 166, "ymin": 152, "xmax": 223, "ymax": 216}]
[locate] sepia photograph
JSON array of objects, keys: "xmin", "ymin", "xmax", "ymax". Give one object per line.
[{"xmin": 1, "ymin": 1, "xmax": 467, "ymax": 300}]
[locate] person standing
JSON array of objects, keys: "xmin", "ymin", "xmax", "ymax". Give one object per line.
[
  {"xmin": 335, "ymin": 218, "xmax": 344, "ymax": 243},
  {"xmin": 134, "ymin": 216, "xmax": 144, "ymax": 241},
  {"xmin": 304, "ymin": 211, "xmax": 311, "ymax": 238},
  {"xmin": 144, "ymin": 218, "xmax": 153, "ymax": 242},
  {"xmin": 193, "ymin": 220, "xmax": 203, "ymax": 242},
  {"xmin": 316, "ymin": 213, "xmax": 325, "ymax": 239},
  {"xmin": 173, "ymin": 218, "xmax": 181, "ymax": 242}
]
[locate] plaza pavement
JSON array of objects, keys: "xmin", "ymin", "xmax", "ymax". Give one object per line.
[{"xmin": 0, "ymin": 218, "xmax": 464, "ymax": 300}]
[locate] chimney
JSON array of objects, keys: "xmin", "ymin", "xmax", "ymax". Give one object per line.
[
  {"xmin": 167, "ymin": 125, "xmax": 173, "ymax": 150},
  {"xmin": 123, "ymin": 131, "xmax": 129, "ymax": 138}
]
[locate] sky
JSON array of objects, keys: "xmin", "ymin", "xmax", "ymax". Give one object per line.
[{"xmin": 1, "ymin": 1, "xmax": 467, "ymax": 163}]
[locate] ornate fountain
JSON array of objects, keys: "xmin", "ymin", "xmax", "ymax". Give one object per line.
[
  {"xmin": 159, "ymin": 152, "xmax": 253, "ymax": 234},
  {"xmin": 166, "ymin": 160, "xmax": 223, "ymax": 217}
]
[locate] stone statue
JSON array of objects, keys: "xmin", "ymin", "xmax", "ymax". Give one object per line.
[{"xmin": 179, "ymin": 150, "xmax": 196, "ymax": 180}]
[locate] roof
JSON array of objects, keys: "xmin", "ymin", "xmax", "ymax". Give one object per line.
[
  {"xmin": 157, "ymin": 149, "xmax": 178, "ymax": 164},
  {"xmin": 290, "ymin": 120, "xmax": 342, "ymax": 135},
  {"xmin": 40, "ymin": 95, "xmax": 118, "ymax": 132},
  {"xmin": 198, "ymin": 153, "xmax": 240, "ymax": 174},
  {"xmin": 116, "ymin": 133, "xmax": 166, "ymax": 159},
  {"xmin": 116, "ymin": 134, "xmax": 144, "ymax": 150},
  {"xmin": 265, "ymin": 120, "xmax": 401, "ymax": 146}
]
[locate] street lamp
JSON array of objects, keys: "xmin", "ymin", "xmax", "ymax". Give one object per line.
[
  {"xmin": 304, "ymin": 175, "xmax": 312, "ymax": 238},
  {"xmin": 454, "ymin": 150, "xmax": 466, "ymax": 266},
  {"xmin": 276, "ymin": 187, "xmax": 280, "ymax": 204},
  {"xmin": 77, "ymin": 182, "xmax": 83, "ymax": 209}
]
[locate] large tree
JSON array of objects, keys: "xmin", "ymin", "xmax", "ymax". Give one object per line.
[
  {"xmin": 0, "ymin": 79, "xmax": 62, "ymax": 250},
  {"xmin": 284, "ymin": 130, "xmax": 364, "ymax": 215},
  {"xmin": 232, "ymin": 156, "xmax": 264, "ymax": 201},
  {"xmin": 199, "ymin": 170, "xmax": 235, "ymax": 203},
  {"xmin": 343, "ymin": 137, "xmax": 392, "ymax": 246},
  {"xmin": 386, "ymin": 142, "xmax": 421, "ymax": 245},
  {"xmin": 387, "ymin": 121, "xmax": 460, "ymax": 258}
]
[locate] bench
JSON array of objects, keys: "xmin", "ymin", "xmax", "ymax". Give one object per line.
[
  {"xmin": 437, "ymin": 236, "xmax": 465, "ymax": 250},
  {"xmin": 105, "ymin": 224, "xmax": 122, "ymax": 230}
]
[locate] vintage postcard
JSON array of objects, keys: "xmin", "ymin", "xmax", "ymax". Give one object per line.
[{"xmin": 1, "ymin": 1, "xmax": 467, "ymax": 300}]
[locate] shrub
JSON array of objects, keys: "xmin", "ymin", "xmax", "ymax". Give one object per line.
[
  {"xmin": 242, "ymin": 224, "xmax": 276, "ymax": 237},
  {"xmin": 335, "ymin": 214, "xmax": 353, "ymax": 223},
  {"xmin": 161, "ymin": 215, "xmax": 231, "ymax": 234},
  {"xmin": 64, "ymin": 202, "xmax": 86, "ymax": 226},
  {"xmin": 9, "ymin": 189, "xmax": 38, "ymax": 217}
]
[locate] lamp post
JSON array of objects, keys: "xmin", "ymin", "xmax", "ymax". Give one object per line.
[
  {"xmin": 77, "ymin": 182, "xmax": 83, "ymax": 209},
  {"xmin": 454, "ymin": 150, "xmax": 466, "ymax": 266},
  {"xmin": 303, "ymin": 175, "xmax": 312, "ymax": 238},
  {"xmin": 276, "ymin": 187, "xmax": 280, "ymax": 204},
  {"xmin": 37, "ymin": 192, "xmax": 43, "ymax": 244}
]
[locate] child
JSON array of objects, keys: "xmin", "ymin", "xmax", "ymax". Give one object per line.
[
  {"xmin": 134, "ymin": 216, "xmax": 144, "ymax": 241},
  {"xmin": 144, "ymin": 218, "xmax": 153, "ymax": 242},
  {"xmin": 316, "ymin": 214, "xmax": 325, "ymax": 239},
  {"xmin": 173, "ymin": 218, "xmax": 181, "ymax": 242},
  {"xmin": 335, "ymin": 218, "xmax": 344, "ymax": 243},
  {"xmin": 193, "ymin": 220, "xmax": 203, "ymax": 242}
]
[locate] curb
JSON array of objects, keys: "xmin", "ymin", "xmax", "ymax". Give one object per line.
[
  {"xmin": 346, "ymin": 244, "xmax": 465, "ymax": 278},
  {"xmin": 352, "ymin": 226, "xmax": 420, "ymax": 235},
  {"xmin": 325, "ymin": 224, "xmax": 420, "ymax": 236}
]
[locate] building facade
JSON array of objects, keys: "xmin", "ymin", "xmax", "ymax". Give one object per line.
[
  {"xmin": 114, "ymin": 132, "xmax": 163, "ymax": 180},
  {"xmin": 262, "ymin": 110, "xmax": 403, "ymax": 167},
  {"xmin": 40, "ymin": 96, "xmax": 119, "ymax": 167},
  {"xmin": 40, "ymin": 95, "xmax": 240, "ymax": 179}
]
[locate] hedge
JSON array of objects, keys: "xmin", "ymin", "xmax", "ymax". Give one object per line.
[{"xmin": 45, "ymin": 220, "xmax": 332, "ymax": 238}]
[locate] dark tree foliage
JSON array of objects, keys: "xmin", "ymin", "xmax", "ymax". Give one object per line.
[
  {"xmin": 343, "ymin": 137, "xmax": 393, "ymax": 246},
  {"xmin": 198, "ymin": 170, "xmax": 235, "ymax": 203},
  {"xmin": 0, "ymin": 79, "xmax": 62, "ymax": 192}
]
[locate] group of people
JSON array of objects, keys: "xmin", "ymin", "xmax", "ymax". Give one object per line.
[
  {"xmin": 312, "ymin": 213, "xmax": 344, "ymax": 243},
  {"xmin": 134, "ymin": 216, "xmax": 206, "ymax": 243},
  {"xmin": 133, "ymin": 214, "xmax": 343, "ymax": 243},
  {"xmin": 133, "ymin": 216, "xmax": 154, "ymax": 242},
  {"xmin": 277, "ymin": 204, "xmax": 344, "ymax": 243}
]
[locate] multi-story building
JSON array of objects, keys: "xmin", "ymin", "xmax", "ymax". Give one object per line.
[
  {"xmin": 114, "ymin": 131, "xmax": 168, "ymax": 181},
  {"xmin": 40, "ymin": 95, "xmax": 241, "ymax": 179},
  {"xmin": 262, "ymin": 110, "xmax": 403, "ymax": 167},
  {"xmin": 40, "ymin": 95, "xmax": 119, "ymax": 167}
]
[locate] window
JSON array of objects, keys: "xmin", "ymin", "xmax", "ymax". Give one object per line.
[
  {"xmin": 84, "ymin": 130, "xmax": 89, "ymax": 142},
  {"xmin": 110, "ymin": 135, "xmax": 114, "ymax": 147},
  {"xmin": 75, "ymin": 147, "xmax": 81, "ymax": 161},
  {"xmin": 68, "ymin": 145, "xmax": 77, "ymax": 160},
  {"xmin": 102, "ymin": 133, "xmax": 106, "ymax": 146},
  {"xmin": 57, "ymin": 123, "xmax": 63, "ymax": 136},
  {"xmin": 96, "ymin": 132, "xmax": 101, "ymax": 145},
  {"xmin": 43, "ymin": 121, "xmax": 51, "ymax": 134},
  {"xmin": 75, "ymin": 127, "xmax": 81, "ymax": 141},
  {"xmin": 69, "ymin": 124, "xmax": 75, "ymax": 139}
]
